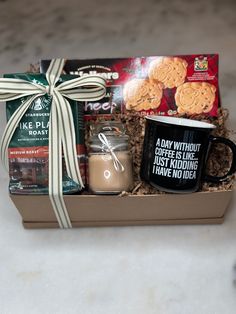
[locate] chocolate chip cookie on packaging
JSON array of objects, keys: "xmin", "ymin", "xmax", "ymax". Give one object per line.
[
  {"xmin": 148, "ymin": 57, "xmax": 188, "ymax": 89},
  {"xmin": 123, "ymin": 78, "xmax": 163, "ymax": 111},
  {"xmin": 175, "ymin": 82, "xmax": 216, "ymax": 114}
]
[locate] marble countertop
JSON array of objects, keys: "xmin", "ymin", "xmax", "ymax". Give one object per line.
[{"xmin": 0, "ymin": 0, "xmax": 236, "ymax": 313}]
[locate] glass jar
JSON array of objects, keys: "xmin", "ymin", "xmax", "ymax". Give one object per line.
[{"xmin": 88, "ymin": 122, "xmax": 134, "ymax": 194}]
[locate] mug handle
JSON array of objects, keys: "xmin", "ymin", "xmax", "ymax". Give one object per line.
[{"xmin": 204, "ymin": 136, "xmax": 236, "ymax": 183}]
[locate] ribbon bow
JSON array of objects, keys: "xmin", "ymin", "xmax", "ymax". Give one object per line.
[
  {"xmin": 98, "ymin": 133, "xmax": 125, "ymax": 172},
  {"xmin": 0, "ymin": 59, "xmax": 106, "ymax": 228}
]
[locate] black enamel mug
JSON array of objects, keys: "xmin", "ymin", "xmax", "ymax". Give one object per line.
[{"xmin": 140, "ymin": 116, "xmax": 236, "ymax": 193}]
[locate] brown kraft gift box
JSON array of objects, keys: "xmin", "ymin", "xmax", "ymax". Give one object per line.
[
  {"xmin": 5, "ymin": 55, "xmax": 236, "ymax": 228},
  {"xmin": 10, "ymin": 190, "xmax": 233, "ymax": 228},
  {"xmin": 10, "ymin": 108, "xmax": 235, "ymax": 229}
]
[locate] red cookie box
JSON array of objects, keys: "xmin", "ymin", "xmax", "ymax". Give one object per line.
[{"xmin": 41, "ymin": 54, "xmax": 219, "ymax": 118}]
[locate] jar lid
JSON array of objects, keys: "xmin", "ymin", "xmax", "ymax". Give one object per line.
[
  {"xmin": 91, "ymin": 121, "xmax": 126, "ymax": 136},
  {"xmin": 90, "ymin": 121, "xmax": 129, "ymax": 151}
]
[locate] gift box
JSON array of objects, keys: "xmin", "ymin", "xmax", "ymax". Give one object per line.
[
  {"xmin": 1, "ymin": 57, "xmax": 235, "ymax": 229},
  {"xmin": 9, "ymin": 111, "xmax": 235, "ymax": 228},
  {"xmin": 10, "ymin": 190, "xmax": 233, "ymax": 228}
]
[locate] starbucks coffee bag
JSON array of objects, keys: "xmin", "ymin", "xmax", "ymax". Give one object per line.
[{"xmin": 5, "ymin": 73, "xmax": 86, "ymax": 194}]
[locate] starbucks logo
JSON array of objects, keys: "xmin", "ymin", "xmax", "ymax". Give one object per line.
[{"xmin": 30, "ymin": 96, "xmax": 51, "ymax": 111}]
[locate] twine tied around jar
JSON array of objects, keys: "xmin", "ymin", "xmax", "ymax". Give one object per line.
[{"xmin": 98, "ymin": 133, "xmax": 125, "ymax": 172}]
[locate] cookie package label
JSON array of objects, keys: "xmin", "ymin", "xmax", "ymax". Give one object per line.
[{"xmin": 40, "ymin": 54, "xmax": 219, "ymax": 118}]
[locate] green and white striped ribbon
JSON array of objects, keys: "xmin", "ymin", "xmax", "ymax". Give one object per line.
[{"xmin": 0, "ymin": 59, "xmax": 106, "ymax": 229}]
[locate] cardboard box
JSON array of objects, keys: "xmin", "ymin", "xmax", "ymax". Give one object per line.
[
  {"xmin": 10, "ymin": 189, "xmax": 233, "ymax": 229},
  {"xmin": 6, "ymin": 57, "xmax": 234, "ymax": 228}
]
